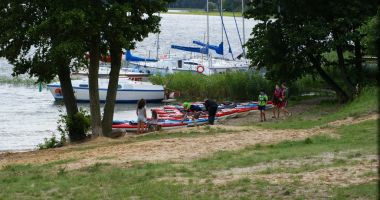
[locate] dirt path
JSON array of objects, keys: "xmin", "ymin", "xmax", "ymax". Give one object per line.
[{"xmin": 0, "ymin": 113, "xmax": 377, "ymax": 170}]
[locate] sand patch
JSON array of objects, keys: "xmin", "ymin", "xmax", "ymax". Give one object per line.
[
  {"xmin": 0, "ymin": 126, "xmax": 333, "ymax": 170},
  {"xmin": 158, "ymin": 152, "xmax": 378, "ymax": 188},
  {"xmin": 211, "ymin": 153, "xmax": 378, "ymax": 186},
  {"xmin": 327, "ymin": 113, "xmax": 378, "ymax": 127},
  {"xmin": 0, "ymin": 113, "xmax": 376, "ymax": 170}
]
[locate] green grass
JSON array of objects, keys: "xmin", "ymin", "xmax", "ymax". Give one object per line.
[
  {"xmin": 331, "ymin": 182, "xmax": 378, "ymax": 200},
  {"xmin": 0, "ymin": 119, "xmax": 377, "ymax": 199}
]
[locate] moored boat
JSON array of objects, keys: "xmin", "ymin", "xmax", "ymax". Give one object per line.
[{"xmin": 47, "ymin": 78, "xmax": 165, "ymax": 103}]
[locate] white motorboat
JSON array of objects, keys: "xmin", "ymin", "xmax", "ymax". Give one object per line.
[{"xmin": 47, "ymin": 78, "xmax": 165, "ymax": 103}]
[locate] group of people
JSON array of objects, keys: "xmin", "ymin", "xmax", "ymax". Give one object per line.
[
  {"xmin": 257, "ymin": 82, "xmax": 291, "ymax": 122},
  {"xmin": 134, "ymin": 83, "xmax": 291, "ymax": 134},
  {"xmin": 135, "ymin": 98, "xmax": 218, "ymax": 134}
]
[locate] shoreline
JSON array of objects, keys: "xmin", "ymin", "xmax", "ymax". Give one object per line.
[{"xmin": 166, "ymin": 10, "xmax": 243, "ymax": 17}]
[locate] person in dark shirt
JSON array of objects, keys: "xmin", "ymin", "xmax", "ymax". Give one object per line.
[{"xmin": 204, "ymin": 99, "xmax": 218, "ymax": 125}]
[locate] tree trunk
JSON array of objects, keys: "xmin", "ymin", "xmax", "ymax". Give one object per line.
[
  {"xmin": 378, "ymin": 11, "xmax": 380, "ymax": 88},
  {"xmin": 102, "ymin": 45, "xmax": 122, "ymax": 136},
  {"xmin": 310, "ymin": 55, "xmax": 349, "ymax": 103},
  {"xmin": 88, "ymin": 35, "xmax": 103, "ymax": 137},
  {"xmin": 57, "ymin": 62, "xmax": 86, "ymax": 141},
  {"xmin": 354, "ymin": 38, "xmax": 363, "ymax": 88},
  {"xmin": 332, "ymin": 31, "xmax": 355, "ymax": 98}
]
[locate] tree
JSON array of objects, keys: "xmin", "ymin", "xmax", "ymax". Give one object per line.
[
  {"xmin": 101, "ymin": 0, "xmax": 173, "ymax": 136},
  {"xmin": 245, "ymin": 0, "xmax": 378, "ymax": 102},
  {"xmin": 0, "ymin": 0, "xmax": 87, "ymax": 141},
  {"xmin": 84, "ymin": 1, "xmax": 105, "ymax": 137}
]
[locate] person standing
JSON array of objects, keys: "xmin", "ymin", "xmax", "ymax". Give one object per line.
[
  {"xmin": 280, "ymin": 82, "xmax": 292, "ymax": 117},
  {"xmin": 272, "ymin": 84, "xmax": 282, "ymax": 119},
  {"xmin": 136, "ymin": 99, "xmax": 147, "ymax": 134},
  {"xmin": 258, "ymin": 91, "xmax": 268, "ymax": 122},
  {"xmin": 204, "ymin": 99, "xmax": 218, "ymax": 125}
]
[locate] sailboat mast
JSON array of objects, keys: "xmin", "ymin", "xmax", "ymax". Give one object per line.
[
  {"xmin": 220, "ymin": 0, "xmax": 224, "ymax": 59},
  {"xmin": 207, "ymin": 0, "xmax": 212, "ymax": 71},
  {"xmin": 220, "ymin": 0, "xmax": 223, "ymax": 44},
  {"xmin": 156, "ymin": 12, "xmax": 160, "ymax": 60},
  {"xmin": 242, "ymin": 0, "xmax": 246, "ymax": 58}
]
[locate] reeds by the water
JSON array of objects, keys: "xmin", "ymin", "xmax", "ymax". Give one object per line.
[
  {"xmin": 0, "ymin": 75, "xmax": 39, "ymax": 86},
  {"xmin": 150, "ymin": 72, "xmax": 273, "ymax": 102}
]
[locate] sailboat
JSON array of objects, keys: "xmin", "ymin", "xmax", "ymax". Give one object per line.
[{"xmin": 128, "ymin": 0, "xmax": 250, "ymax": 75}]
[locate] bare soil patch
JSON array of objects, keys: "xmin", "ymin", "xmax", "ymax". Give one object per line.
[
  {"xmin": 0, "ymin": 113, "xmax": 376, "ymax": 170},
  {"xmin": 159, "ymin": 152, "xmax": 378, "ymax": 188},
  {"xmin": 0, "ymin": 126, "xmax": 333, "ymax": 170},
  {"xmin": 327, "ymin": 113, "xmax": 379, "ymax": 127},
  {"xmin": 211, "ymin": 153, "xmax": 378, "ymax": 186}
]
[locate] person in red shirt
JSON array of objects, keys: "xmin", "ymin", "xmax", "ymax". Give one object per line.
[
  {"xmin": 272, "ymin": 84, "xmax": 282, "ymax": 119},
  {"xmin": 279, "ymin": 82, "xmax": 292, "ymax": 117}
]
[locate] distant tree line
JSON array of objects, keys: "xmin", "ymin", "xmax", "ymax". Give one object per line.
[{"xmin": 169, "ymin": 0, "xmax": 244, "ymax": 12}]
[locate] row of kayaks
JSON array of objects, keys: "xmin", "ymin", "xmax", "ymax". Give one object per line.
[{"xmin": 112, "ymin": 101, "xmax": 273, "ymax": 132}]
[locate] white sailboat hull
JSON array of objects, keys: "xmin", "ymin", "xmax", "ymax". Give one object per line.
[{"xmin": 47, "ymin": 79, "xmax": 165, "ymax": 103}]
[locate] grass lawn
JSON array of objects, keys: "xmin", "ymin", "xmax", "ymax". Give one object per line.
[{"xmin": 0, "ymin": 87, "xmax": 378, "ymax": 199}]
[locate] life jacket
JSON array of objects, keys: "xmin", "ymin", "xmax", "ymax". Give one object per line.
[
  {"xmin": 281, "ymin": 88, "xmax": 288, "ymax": 99},
  {"xmin": 258, "ymin": 95, "xmax": 268, "ymax": 106},
  {"xmin": 274, "ymin": 89, "xmax": 282, "ymax": 98}
]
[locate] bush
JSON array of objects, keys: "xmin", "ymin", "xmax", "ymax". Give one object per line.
[
  {"xmin": 37, "ymin": 135, "xmax": 62, "ymax": 150},
  {"xmin": 62, "ymin": 108, "xmax": 91, "ymax": 142},
  {"xmin": 38, "ymin": 108, "xmax": 91, "ymax": 150},
  {"xmin": 150, "ymin": 71, "xmax": 272, "ymax": 101}
]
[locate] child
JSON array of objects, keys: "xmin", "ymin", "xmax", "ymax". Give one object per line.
[
  {"xmin": 148, "ymin": 110, "xmax": 160, "ymax": 131},
  {"xmin": 258, "ymin": 91, "xmax": 268, "ymax": 122},
  {"xmin": 280, "ymin": 82, "xmax": 292, "ymax": 117},
  {"xmin": 136, "ymin": 99, "xmax": 147, "ymax": 134},
  {"xmin": 272, "ymin": 84, "xmax": 282, "ymax": 119}
]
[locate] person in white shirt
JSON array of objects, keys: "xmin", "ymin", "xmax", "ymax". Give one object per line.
[{"xmin": 136, "ymin": 99, "xmax": 147, "ymax": 134}]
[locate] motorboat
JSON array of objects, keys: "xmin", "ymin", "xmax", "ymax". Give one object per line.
[{"xmin": 47, "ymin": 78, "xmax": 165, "ymax": 103}]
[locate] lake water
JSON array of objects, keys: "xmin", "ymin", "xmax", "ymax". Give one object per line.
[{"xmin": 0, "ymin": 14, "xmax": 258, "ymax": 151}]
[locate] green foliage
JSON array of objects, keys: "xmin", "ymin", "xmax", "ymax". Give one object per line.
[
  {"xmin": 39, "ymin": 108, "xmax": 91, "ymax": 149},
  {"xmin": 360, "ymin": 13, "xmax": 379, "ymax": 56},
  {"xmin": 150, "ymin": 72, "xmax": 272, "ymax": 101},
  {"xmin": 245, "ymin": 0, "xmax": 378, "ymax": 101},
  {"xmin": 37, "ymin": 135, "xmax": 61, "ymax": 150},
  {"xmin": 57, "ymin": 108, "xmax": 91, "ymax": 142},
  {"xmin": 169, "ymin": 0, "xmax": 244, "ymax": 12},
  {"xmin": 290, "ymin": 75, "xmax": 330, "ymax": 96}
]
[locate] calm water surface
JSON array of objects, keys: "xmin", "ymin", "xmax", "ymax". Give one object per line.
[{"xmin": 0, "ymin": 14, "xmax": 257, "ymax": 151}]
